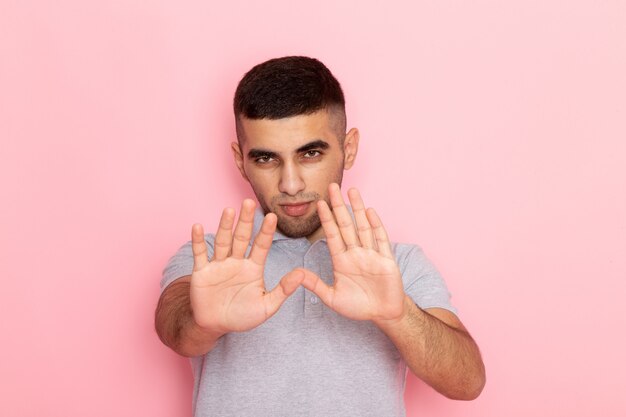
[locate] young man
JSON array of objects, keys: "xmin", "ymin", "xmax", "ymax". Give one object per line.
[{"xmin": 155, "ymin": 56, "xmax": 485, "ymax": 417}]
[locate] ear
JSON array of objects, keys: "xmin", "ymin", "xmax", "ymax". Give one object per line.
[
  {"xmin": 231, "ymin": 141, "xmax": 249, "ymax": 181},
  {"xmin": 342, "ymin": 128, "xmax": 359, "ymax": 170}
]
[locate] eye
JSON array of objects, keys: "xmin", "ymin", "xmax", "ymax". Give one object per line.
[
  {"xmin": 303, "ymin": 150, "xmax": 321, "ymax": 158},
  {"xmin": 255, "ymin": 155, "xmax": 274, "ymax": 164}
]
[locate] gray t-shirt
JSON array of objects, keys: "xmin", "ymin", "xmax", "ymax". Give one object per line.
[{"xmin": 161, "ymin": 209, "xmax": 455, "ymax": 417}]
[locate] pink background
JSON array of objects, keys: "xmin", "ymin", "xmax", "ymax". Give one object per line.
[{"xmin": 2, "ymin": 1, "xmax": 625, "ymax": 416}]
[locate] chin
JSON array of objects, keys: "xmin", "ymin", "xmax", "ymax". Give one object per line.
[{"xmin": 276, "ymin": 213, "xmax": 321, "ymax": 238}]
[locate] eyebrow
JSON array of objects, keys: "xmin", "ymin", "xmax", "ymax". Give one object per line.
[
  {"xmin": 296, "ymin": 139, "xmax": 330, "ymax": 154},
  {"xmin": 248, "ymin": 148, "xmax": 278, "ymax": 159},
  {"xmin": 247, "ymin": 140, "xmax": 330, "ymax": 159}
]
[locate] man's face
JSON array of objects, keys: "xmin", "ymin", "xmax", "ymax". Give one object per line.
[{"xmin": 232, "ymin": 109, "xmax": 358, "ymax": 241}]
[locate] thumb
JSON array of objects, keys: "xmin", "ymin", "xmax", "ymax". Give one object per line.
[
  {"xmin": 263, "ymin": 269, "xmax": 305, "ymax": 318},
  {"xmin": 300, "ymin": 268, "xmax": 333, "ymax": 308}
]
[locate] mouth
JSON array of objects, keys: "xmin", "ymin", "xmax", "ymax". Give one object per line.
[{"xmin": 279, "ymin": 201, "xmax": 314, "ymax": 217}]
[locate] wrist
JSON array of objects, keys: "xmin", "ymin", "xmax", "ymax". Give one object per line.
[
  {"xmin": 373, "ymin": 295, "xmax": 414, "ymax": 333},
  {"xmin": 191, "ymin": 316, "xmax": 226, "ymax": 341},
  {"xmin": 176, "ymin": 318, "xmax": 225, "ymax": 357}
]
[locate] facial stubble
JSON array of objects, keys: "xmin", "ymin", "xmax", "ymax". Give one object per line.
[{"xmin": 252, "ymin": 170, "xmax": 344, "ymax": 239}]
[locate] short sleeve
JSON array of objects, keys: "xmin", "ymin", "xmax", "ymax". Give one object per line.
[
  {"xmin": 393, "ymin": 243, "xmax": 457, "ymax": 314},
  {"xmin": 160, "ymin": 234, "xmax": 216, "ymax": 294}
]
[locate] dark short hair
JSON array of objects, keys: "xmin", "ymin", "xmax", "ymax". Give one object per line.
[{"xmin": 233, "ymin": 56, "xmax": 346, "ymax": 141}]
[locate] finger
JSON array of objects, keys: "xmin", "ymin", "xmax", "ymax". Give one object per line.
[
  {"xmin": 347, "ymin": 188, "xmax": 376, "ymax": 250},
  {"xmin": 317, "ymin": 199, "xmax": 347, "ymax": 256},
  {"xmin": 191, "ymin": 223, "xmax": 209, "ymax": 271},
  {"xmin": 366, "ymin": 208, "xmax": 394, "ymax": 259},
  {"xmin": 231, "ymin": 199, "xmax": 256, "ymax": 259},
  {"xmin": 248, "ymin": 213, "xmax": 277, "ymax": 266},
  {"xmin": 328, "ymin": 183, "xmax": 360, "ymax": 249},
  {"xmin": 263, "ymin": 268, "xmax": 306, "ymax": 318},
  {"xmin": 299, "ymin": 268, "xmax": 335, "ymax": 308},
  {"xmin": 212, "ymin": 208, "xmax": 235, "ymax": 261}
]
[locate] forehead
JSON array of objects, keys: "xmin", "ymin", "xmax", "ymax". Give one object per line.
[{"xmin": 238, "ymin": 110, "xmax": 340, "ymax": 153}]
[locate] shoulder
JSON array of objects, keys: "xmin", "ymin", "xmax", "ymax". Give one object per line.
[
  {"xmin": 392, "ymin": 241, "xmax": 457, "ymax": 313},
  {"xmin": 392, "ymin": 242, "xmax": 432, "ymax": 272}
]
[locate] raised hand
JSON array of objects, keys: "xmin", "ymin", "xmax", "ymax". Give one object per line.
[
  {"xmin": 301, "ymin": 184, "xmax": 407, "ymax": 324},
  {"xmin": 190, "ymin": 199, "xmax": 304, "ymax": 335}
]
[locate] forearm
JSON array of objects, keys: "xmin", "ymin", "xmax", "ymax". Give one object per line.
[
  {"xmin": 376, "ymin": 296, "xmax": 485, "ymax": 400},
  {"xmin": 154, "ymin": 278, "xmax": 223, "ymax": 357}
]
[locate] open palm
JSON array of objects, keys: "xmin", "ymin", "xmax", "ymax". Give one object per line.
[
  {"xmin": 190, "ymin": 200, "xmax": 303, "ymax": 335},
  {"xmin": 302, "ymin": 184, "xmax": 406, "ymax": 324}
]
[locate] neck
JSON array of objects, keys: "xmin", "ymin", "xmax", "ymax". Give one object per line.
[{"xmin": 306, "ymin": 226, "xmax": 326, "ymax": 243}]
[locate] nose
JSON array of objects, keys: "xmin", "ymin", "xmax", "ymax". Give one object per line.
[{"xmin": 278, "ymin": 161, "xmax": 305, "ymax": 196}]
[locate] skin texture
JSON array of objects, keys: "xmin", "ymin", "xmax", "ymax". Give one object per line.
[
  {"xmin": 232, "ymin": 109, "xmax": 359, "ymax": 240},
  {"xmin": 154, "ymin": 108, "xmax": 485, "ymax": 400}
]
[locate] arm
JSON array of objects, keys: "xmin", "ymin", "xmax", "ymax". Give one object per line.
[
  {"xmin": 154, "ymin": 199, "xmax": 304, "ymax": 357},
  {"xmin": 376, "ymin": 300, "xmax": 485, "ymax": 400},
  {"xmin": 155, "ymin": 275, "xmax": 223, "ymax": 357},
  {"xmin": 301, "ymin": 184, "xmax": 485, "ymax": 400}
]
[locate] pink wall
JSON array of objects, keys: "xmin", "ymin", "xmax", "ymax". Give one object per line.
[{"xmin": 2, "ymin": 1, "xmax": 625, "ymax": 415}]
